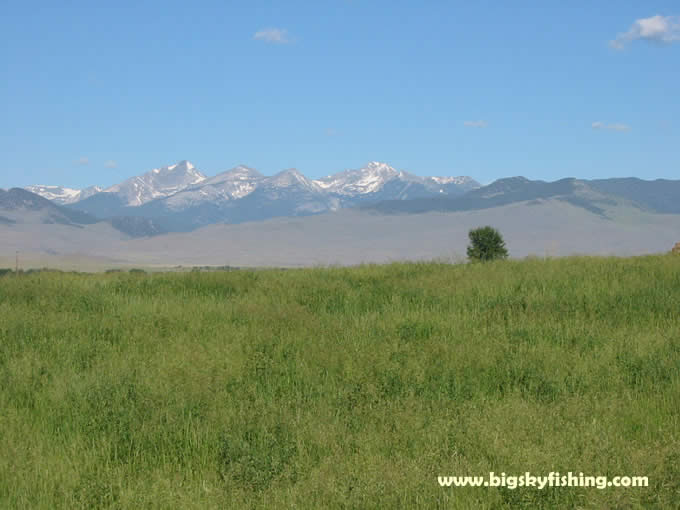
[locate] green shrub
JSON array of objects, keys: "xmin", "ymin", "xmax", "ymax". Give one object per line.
[{"xmin": 467, "ymin": 225, "xmax": 509, "ymax": 261}]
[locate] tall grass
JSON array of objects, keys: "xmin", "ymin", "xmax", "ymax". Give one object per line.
[{"xmin": 1, "ymin": 256, "xmax": 678, "ymax": 508}]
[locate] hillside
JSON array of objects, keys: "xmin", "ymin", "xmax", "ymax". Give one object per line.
[
  {"xmin": 0, "ymin": 188, "xmax": 165, "ymax": 238},
  {"xmin": 0, "ymin": 187, "xmax": 99, "ymax": 226},
  {"xmin": 360, "ymin": 177, "xmax": 631, "ymax": 215}
]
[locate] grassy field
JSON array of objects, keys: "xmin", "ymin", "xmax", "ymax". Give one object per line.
[{"xmin": 1, "ymin": 256, "xmax": 679, "ymax": 508}]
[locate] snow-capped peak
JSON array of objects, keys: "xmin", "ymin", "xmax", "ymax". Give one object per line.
[
  {"xmin": 312, "ymin": 162, "xmax": 481, "ymax": 196},
  {"xmin": 23, "ymin": 184, "xmax": 103, "ymax": 205},
  {"xmin": 149, "ymin": 160, "xmax": 200, "ymax": 178},
  {"xmin": 104, "ymin": 160, "xmax": 207, "ymax": 206},
  {"xmin": 365, "ymin": 161, "xmax": 398, "ymax": 173},
  {"xmin": 204, "ymin": 165, "xmax": 263, "ymax": 186},
  {"xmin": 25, "ymin": 185, "xmax": 80, "ymax": 201},
  {"xmin": 313, "ymin": 161, "xmax": 401, "ymax": 195},
  {"xmin": 267, "ymin": 168, "xmax": 321, "ymax": 191}
]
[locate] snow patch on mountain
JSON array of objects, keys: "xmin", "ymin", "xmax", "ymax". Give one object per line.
[
  {"xmin": 24, "ymin": 185, "xmax": 103, "ymax": 205},
  {"xmin": 428, "ymin": 176, "xmax": 478, "ymax": 186}
]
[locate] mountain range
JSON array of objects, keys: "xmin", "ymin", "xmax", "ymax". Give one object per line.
[
  {"xmin": 9, "ymin": 161, "xmax": 680, "ymax": 236},
  {"xmin": 22, "ymin": 161, "xmax": 480, "ymax": 232},
  {"xmin": 3, "ymin": 161, "xmax": 679, "ymax": 269}
]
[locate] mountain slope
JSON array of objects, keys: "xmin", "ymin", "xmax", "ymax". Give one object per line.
[
  {"xmin": 105, "ymin": 160, "xmax": 206, "ymax": 206},
  {"xmin": 163, "ymin": 165, "xmax": 264, "ymax": 209},
  {"xmin": 69, "ymin": 160, "xmax": 207, "ymax": 217},
  {"xmin": 26, "ymin": 161, "xmax": 206, "ymax": 208},
  {"xmin": 313, "ymin": 161, "xmax": 479, "ymax": 202},
  {"xmin": 1, "ymin": 188, "xmax": 99, "ymax": 226},
  {"xmin": 0, "ymin": 188, "xmax": 164, "ymax": 238},
  {"xmin": 361, "ymin": 176, "xmax": 655, "ymax": 217},
  {"xmin": 588, "ymin": 178, "xmax": 680, "ymax": 214},
  {"xmin": 314, "ymin": 161, "xmax": 405, "ymax": 195},
  {"xmin": 24, "ymin": 185, "xmax": 103, "ymax": 205},
  {"xmin": 142, "ymin": 168, "xmax": 340, "ymax": 231},
  {"xmin": 225, "ymin": 168, "xmax": 339, "ymax": 222}
]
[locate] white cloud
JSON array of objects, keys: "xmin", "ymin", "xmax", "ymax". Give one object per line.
[
  {"xmin": 464, "ymin": 120, "xmax": 488, "ymax": 128},
  {"xmin": 610, "ymin": 15, "xmax": 680, "ymax": 49},
  {"xmin": 592, "ymin": 121, "xmax": 631, "ymax": 132},
  {"xmin": 76, "ymin": 157, "xmax": 89, "ymax": 165},
  {"xmin": 104, "ymin": 160, "xmax": 117, "ymax": 168},
  {"xmin": 254, "ymin": 28, "xmax": 290, "ymax": 44}
]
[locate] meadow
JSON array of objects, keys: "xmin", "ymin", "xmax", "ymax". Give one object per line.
[{"xmin": 0, "ymin": 256, "xmax": 678, "ymax": 508}]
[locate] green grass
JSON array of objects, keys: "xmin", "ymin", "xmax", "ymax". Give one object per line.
[{"xmin": 1, "ymin": 256, "xmax": 679, "ymax": 508}]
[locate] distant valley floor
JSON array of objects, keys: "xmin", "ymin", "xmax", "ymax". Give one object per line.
[{"xmin": 2, "ymin": 200, "xmax": 680, "ymax": 271}]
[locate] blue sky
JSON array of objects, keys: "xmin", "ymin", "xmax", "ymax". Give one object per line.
[{"xmin": 2, "ymin": 1, "xmax": 678, "ymax": 188}]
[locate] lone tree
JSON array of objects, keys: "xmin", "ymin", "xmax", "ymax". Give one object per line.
[{"xmin": 467, "ymin": 226, "xmax": 508, "ymax": 262}]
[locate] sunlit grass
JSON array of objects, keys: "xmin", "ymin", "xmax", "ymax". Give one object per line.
[{"xmin": 1, "ymin": 256, "xmax": 679, "ymax": 508}]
